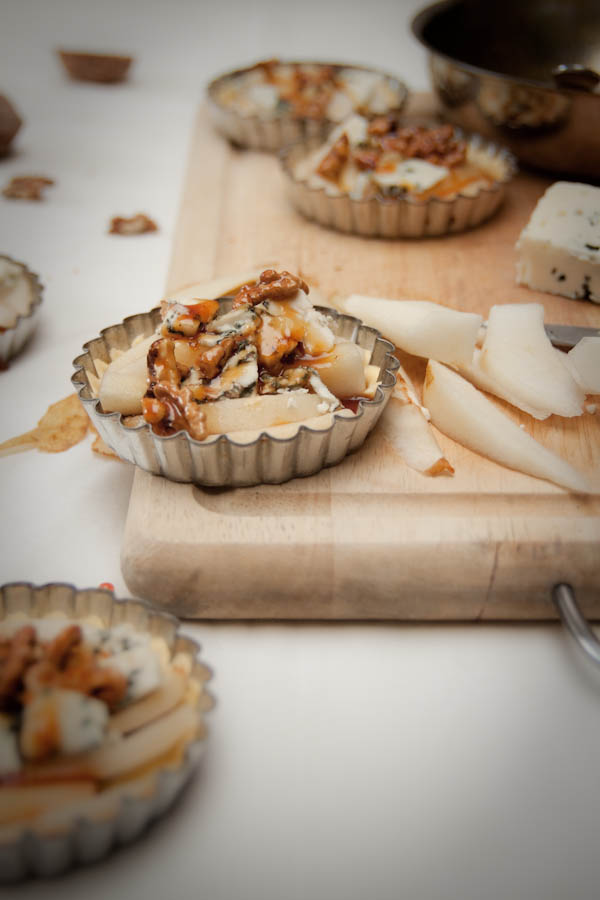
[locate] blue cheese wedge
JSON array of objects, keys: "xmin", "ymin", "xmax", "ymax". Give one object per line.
[{"xmin": 516, "ymin": 181, "xmax": 600, "ymax": 303}]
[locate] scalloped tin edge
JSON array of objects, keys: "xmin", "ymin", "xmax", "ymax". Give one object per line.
[
  {"xmin": 71, "ymin": 302, "xmax": 399, "ymax": 487},
  {"xmin": 0, "ymin": 581, "xmax": 214, "ymax": 882},
  {"xmin": 0, "ymin": 255, "xmax": 43, "ymax": 364},
  {"xmin": 279, "ymin": 131, "xmax": 518, "ymax": 238},
  {"xmin": 207, "ymin": 59, "xmax": 409, "ymax": 152}
]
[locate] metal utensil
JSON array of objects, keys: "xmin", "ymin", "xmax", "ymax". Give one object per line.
[
  {"xmin": 411, "ymin": 0, "xmax": 600, "ymax": 178},
  {"xmin": 544, "ymin": 323, "xmax": 600, "ymax": 349},
  {"xmin": 552, "ymin": 64, "xmax": 600, "ymax": 93},
  {"xmin": 553, "ymin": 583, "xmax": 600, "ymax": 667},
  {"xmin": 480, "ymin": 321, "xmax": 599, "ymax": 349}
]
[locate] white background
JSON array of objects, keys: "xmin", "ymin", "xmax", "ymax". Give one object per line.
[{"xmin": 1, "ymin": 2, "xmax": 600, "ymax": 898}]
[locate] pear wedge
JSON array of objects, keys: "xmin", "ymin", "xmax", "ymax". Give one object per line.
[
  {"xmin": 423, "ymin": 360, "xmax": 591, "ymax": 493},
  {"xmin": 478, "ymin": 303, "xmax": 585, "ymax": 418},
  {"xmin": 566, "ymin": 337, "xmax": 600, "ymax": 394},
  {"xmin": 339, "ymin": 294, "xmax": 482, "ymax": 367},
  {"xmin": 459, "ymin": 348, "xmax": 549, "ymax": 420},
  {"xmin": 380, "ymin": 398, "xmax": 454, "ymax": 475},
  {"xmin": 98, "ymin": 335, "xmax": 155, "ymax": 415}
]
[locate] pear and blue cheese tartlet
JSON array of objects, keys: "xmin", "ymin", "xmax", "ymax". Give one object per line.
[
  {"xmin": 280, "ymin": 114, "xmax": 516, "ymax": 237},
  {"xmin": 72, "ymin": 269, "xmax": 398, "ymax": 486},
  {"xmin": 0, "ymin": 255, "xmax": 43, "ymax": 366},
  {"xmin": 207, "ymin": 59, "xmax": 408, "ymax": 152},
  {"xmin": 0, "ymin": 582, "xmax": 212, "ymax": 881}
]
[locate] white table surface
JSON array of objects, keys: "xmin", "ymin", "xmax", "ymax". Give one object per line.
[{"xmin": 1, "ymin": 2, "xmax": 600, "ymax": 898}]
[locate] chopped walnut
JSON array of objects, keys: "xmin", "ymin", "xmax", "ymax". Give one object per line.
[
  {"xmin": 0, "ymin": 626, "xmax": 37, "ymax": 710},
  {"xmin": 143, "ymin": 383, "xmax": 207, "ymax": 440},
  {"xmin": 3, "ymin": 175, "xmax": 55, "ymax": 201},
  {"xmin": 316, "ymin": 133, "xmax": 350, "ymax": 183},
  {"xmin": 0, "ymin": 94, "xmax": 22, "ymax": 154},
  {"xmin": 58, "ymin": 50, "xmax": 133, "ymax": 84},
  {"xmin": 378, "ymin": 124, "xmax": 466, "ymax": 167},
  {"xmin": 109, "ymin": 213, "xmax": 158, "ymax": 235},
  {"xmin": 233, "ymin": 269, "xmax": 309, "ymax": 308},
  {"xmin": 0, "ymin": 625, "xmax": 128, "ymax": 713}
]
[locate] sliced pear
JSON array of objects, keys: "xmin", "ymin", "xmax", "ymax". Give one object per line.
[
  {"xmin": 203, "ymin": 392, "xmax": 332, "ymax": 436},
  {"xmin": 380, "ymin": 364, "xmax": 453, "ymax": 475},
  {"xmin": 423, "ymin": 360, "xmax": 591, "ymax": 493},
  {"xmin": 380, "ymin": 398, "xmax": 454, "ymax": 475},
  {"xmin": 98, "ymin": 335, "xmax": 154, "ymax": 415},
  {"xmin": 478, "ymin": 303, "xmax": 585, "ymax": 418},
  {"xmin": 565, "ymin": 337, "xmax": 600, "ymax": 394},
  {"xmin": 309, "ymin": 340, "xmax": 366, "ymax": 397},
  {"xmin": 459, "ymin": 348, "xmax": 550, "ymax": 419},
  {"xmin": 167, "ymin": 268, "xmax": 264, "ymax": 305},
  {"xmin": 338, "ymin": 294, "xmax": 482, "ymax": 367}
]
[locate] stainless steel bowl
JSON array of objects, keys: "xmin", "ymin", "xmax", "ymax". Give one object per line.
[{"xmin": 412, "ymin": 0, "xmax": 600, "ymax": 178}]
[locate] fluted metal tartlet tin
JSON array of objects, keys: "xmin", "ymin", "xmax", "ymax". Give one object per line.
[
  {"xmin": 279, "ymin": 132, "xmax": 517, "ymax": 238},
  {"xmin": 0, "ymin": 581, "xmax": 214, "ymax": 882},
  {"xmin": 0, "ymin": 255, "xmax": 43, "ymax": 365},
  {"xmin": 207, "ymin": 60, "xmax": 409, "ymax": 152},
  {"xmin": 71, "ymin": 300, "xmax": 398, "ymax": 487}
]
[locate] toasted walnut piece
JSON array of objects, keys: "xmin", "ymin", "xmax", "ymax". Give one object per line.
[
  {"xmin": 0, "ymin": 626, "xmax": 37, "ymax": 710},
  {"xmin": 353, "ymin": 147, "xmax": 380, "ymax": 171},
  {"xmin": 3, "ymin": 175, "xmax": 55, "ymax": 201},
  {"xmin": 22, "ymin": 627, "xmax": 128, "ymax": 711},
  {"xmin": 378, "ymin": 123, "xmax": 466, "ymax": 167},
  {"xmin": 45, "ymin": 625, "xmax": 82, "ymax": 668},
  {"xmin": 0, "ymin": 95, "xmax": 22, "ymax": 155},
  {"xmin": 316, "ymin": 133, "xmax": 350, "ymax": 183},
  {"xmin": 109, "ymin": 213, "xmax": 158, "ymax": 235},
  {"xmin": 144, "ymin": 383, "xmax": 207, "ymax": 440},
  {"xmin": 58, "ymin": 50, "xmax": 133, "ymax": 84},
  {"xmin": 233, "ymin": 269, "xmax": 309, "ymax": 308}
]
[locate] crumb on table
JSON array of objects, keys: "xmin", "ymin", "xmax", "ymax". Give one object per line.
[
  {"xmin": 3, "ymin": 175, "xmax": 55, "ymax": 201},
  {"xmin": 109, "ymin": 213, "xmax": 159, "ymax": 235}
]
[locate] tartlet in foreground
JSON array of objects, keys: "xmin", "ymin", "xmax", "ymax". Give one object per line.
[
  {"xmin": 72, "ymin": 269, "xmax": 398, "ymax": 486},
  {"xmin": 280, "ymin": 115, "xmax": 516, "ymax": 237},
  {"xmin": 0, "ymin": 582, "xmax": 213, "ymax": 881},
  {"xmin": 207, "ymin": 59, "xmax": 408, "ymax": 152},
  {"xmin": 0, "ymin": 255, "xmax": 43, "ymax": 366}
]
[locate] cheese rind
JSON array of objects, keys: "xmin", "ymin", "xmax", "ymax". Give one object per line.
[{"xmin": 516, "ymin": 181, "xmax": 600, "ymax": 303}]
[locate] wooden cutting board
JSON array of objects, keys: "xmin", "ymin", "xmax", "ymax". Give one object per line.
[{"xmin": 121, "ymin": 96, "xmax": 600, "ymax": 620}]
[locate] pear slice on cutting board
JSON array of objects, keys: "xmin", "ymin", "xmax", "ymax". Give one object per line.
[
  {"xmin": 422, "ymin": 360, "xmax": 591, "ymax": 493},
  {"xmin": 338, "ymin": 294, "xmax": 482, "ymax": 368},
  {"xmin": 475, "ymin": 303, "xmax": 585, "ymax": 419}
]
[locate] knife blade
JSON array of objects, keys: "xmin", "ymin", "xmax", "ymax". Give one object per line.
[
  {"xmin": 480, "ymin": 321, "xmax": 599, "ymax": 349},
  {"xmin": 543, "ymin": 323, "xmax": 600, "ymax": 349}
]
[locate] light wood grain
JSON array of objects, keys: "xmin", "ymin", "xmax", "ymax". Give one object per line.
[{"xmin": 121, "ymin": 98, "xmax": 600, "ymax": 620}]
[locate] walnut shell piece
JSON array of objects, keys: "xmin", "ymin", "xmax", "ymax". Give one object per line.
[
  {"xmin": 0, "ymin": 95, "xmax": 22, "ymax": 155},
  {"xmin": 109, "ymin": 213, "xmax": 158, "ymax": 235},
  {"xmin": 57, "ymin": 50, "xmax": 133, "ymax": 84}
]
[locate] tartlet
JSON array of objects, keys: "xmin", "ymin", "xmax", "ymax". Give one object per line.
[
  {"xmin": 280, "ymin": 115, "xmax": 517, "ymax": 237},
  {"xmin": 0, "ymin": 581, "xmax": 213, "ymax": 882},
  {"xmin": 207, "ymin": 59, "xmax": 408, "ymax": 152},
  {"xmin": 0, "ymin": 255, "xmax": 43, "ymax": 366},
  {"xmin": 71, "ymin": 270, "xmax": 398, "ymax": 487}
]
